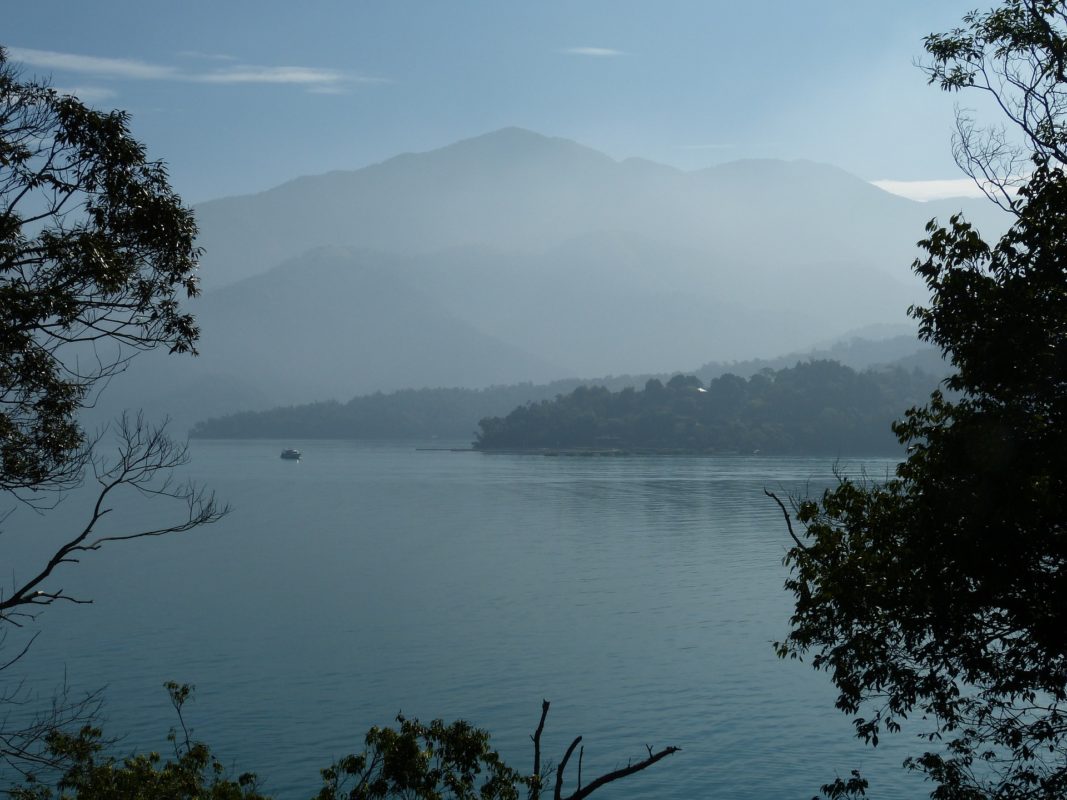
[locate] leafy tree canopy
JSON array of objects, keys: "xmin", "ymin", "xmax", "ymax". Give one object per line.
[
  {"xmin": 0, "ymin": 49, "xmax": 221, "ymax": 775},
  {"xmin": 1, "ymin": 46, "xmax": 201, "ymax": 495},
  {"xmin": 924, "ymin": 0, "xmax": 1067, "ymax": 210},
  {"xmin": 14, "ymin": 690, "xmax": 676, "ymax": 800},
  {"xmin": 778, "ymin": 3, "xmax": 1067, "ymax": 797}
]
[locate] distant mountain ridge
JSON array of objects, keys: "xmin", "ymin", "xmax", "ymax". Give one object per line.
[
  {"xmin": 97, "ymin": 128, "xmax": 999, "ymax": 431},
  {"xmin": 93, "ymin": 247, "xmax": 567, "ymax": 431},
  {"xmin": 193, "ymin": 127, "xmax": 1008, "ymax": 289}
]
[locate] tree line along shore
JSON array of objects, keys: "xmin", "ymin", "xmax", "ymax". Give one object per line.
[{"xmin": 191, "ymin": 359, "xmax": 940, "ymax": 456}]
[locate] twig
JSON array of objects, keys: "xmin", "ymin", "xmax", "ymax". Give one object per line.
[
  {"xmin": 764, "ymin": 490, "xmax": 807, "ymax": 550},
  {"xmin": 530, "ymin": 699, "xmax": 549, "ymax": 800},
  {"xmin": 565, "ymin": 745, "xmax": 681, "ymax": 800}
]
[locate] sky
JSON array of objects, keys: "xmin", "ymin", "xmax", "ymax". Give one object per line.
[{"xmin": 3, "ymin": 1, "xmax": 996, "ymax": 204}]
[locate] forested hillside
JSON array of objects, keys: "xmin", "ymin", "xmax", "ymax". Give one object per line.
[
  {"xmin": 475, "ymin": 361, "xmax": 936, "ymax": 455},
  {"xmin": 188, "ymin": 383, "xmax": 576, "ymax": 440},
  {"xmin": 188, "ymin": 337, "xmax": 943, "ymax": 441}
]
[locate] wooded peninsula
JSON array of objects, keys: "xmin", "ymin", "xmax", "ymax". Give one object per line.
[
  {"xmin": 474, "ymin": 361, "xmax": 935, "ymax": 454},
  {"xmin": 191, "ymin": 360, "xmax": 940, "ymax": 456}
]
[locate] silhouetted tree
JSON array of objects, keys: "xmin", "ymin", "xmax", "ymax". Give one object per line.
[
  {"xmin": 924, "ymin": 0, "xmax": 1067, "ymax": 211},
  {"xmin": 0, "ymin": 48, "xmax": 224, "ymax": 776},
  {"xmin": 13, "ymin": 691, "xmax": 677, "ymax": 800},
  {"xmin": 775, "ymin": 3, "xmax": 1067, "ymax": 797}
]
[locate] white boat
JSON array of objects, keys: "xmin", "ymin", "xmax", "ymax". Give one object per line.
[{"xmin": 280, "ymin": 448, "xmax": 301, "ymax": 460}]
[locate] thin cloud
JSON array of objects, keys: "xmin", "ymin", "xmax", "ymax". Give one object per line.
[
  {"xmin": 8, "ymin": 47, "xmax": 177, "ymax": 80},
  {"xmin": 54, "ymin": 85, "xmax": 118, "ymax": 104},
  {"xmin": 196, "ymin": 65, "xmax": 347, "ymax": 85},
  {"xmin": 564, "ymin": 47, "xmax": 626, "ymax": 57},
  {"xmin": 194, "ymin": 64, "xmax": 389, "ymax": 89},
  {"xmin": 871, "ymin": 178, "xmax": 991, "ymax": 202},
  {"xmin": 7, "ymin": 46, "xmax": 385, "ymax": 94}
]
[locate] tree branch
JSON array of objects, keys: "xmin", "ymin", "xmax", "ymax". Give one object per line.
[
  {"xmin": 0, "ymin": 414, "xmax": 228, "ymax": 622},
  {"xmin": 554, "ymin": 736, "xmax": 582, "ymax": 800},
  {"xmin": 564, "ymin": 744, "xmax": 681, "ymax": 800},
  {"xmin": 765, "ymin": 490, "xmax": 807, "ymax": 550},
  {"xmin": 536, "ymin": 701, "xmax": 679, "ymax": 800},
  {"xmin": 530, "ymin": 699, "xmax": 549, "ymax": 800}
]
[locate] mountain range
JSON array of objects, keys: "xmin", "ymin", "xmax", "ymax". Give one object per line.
[{"xmin": 93, "ymin": 128, "xmax": 1004, "ymax": 431}]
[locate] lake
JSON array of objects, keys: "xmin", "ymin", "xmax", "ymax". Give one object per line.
[{"xmin": 3, "ymin": 440, "xmax": 925, "ymax": 798}]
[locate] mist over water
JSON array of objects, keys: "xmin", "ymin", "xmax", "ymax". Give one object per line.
[{"xmin": 9, "ymin": 442, "xmax": 922, "ymax": 799}]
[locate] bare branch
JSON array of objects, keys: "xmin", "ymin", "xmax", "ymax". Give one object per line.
[
  {"xmin": 564, "ymin": 744, "xmax": 681, "ymax": 800},
  {"xmin": 0, "ymin": 631, "xmax": 38, "ymax": 672},
  {"xmin": 576, "ymin": 745, "xmax": 583, "ymax": 794},
  {"xmin": 553, "ymin": 736, "xmax": 582, "ymax": 800},
  {"xmin": 765, "ymin": 490, "xmax": 807, "ymax": 550},
  {"xmin": 0, "ymin": 414, "xmax": 228, "ymax": 622},
  {"xmin": 530, "ymin": 699, "xmax": 549, "ymax": 800},
  {"xmin": 537, "ymin": 701, "xmax": 679, "ymax": 800},
  {"xmin": 0, "ymin": 676, "xmax": 107, "ymax": 779}
]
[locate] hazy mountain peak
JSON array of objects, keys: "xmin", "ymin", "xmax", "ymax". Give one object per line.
[
  {"xmin": 403, "ymin": 126, "xmax": 620, "ymax": 175},
  {"xmin": 272, "ymin": 128, "xmax": 612, "ymax": 189},
  {"xmin": 619, "ymin": 156, "xmax": 683, "ymax": 180},
  {"xmin": 697, "ymin": 157, "xmax": 889, "ymax": 194},
  {"xmin": 440, "ymin": 126, "xmax": 604, "ymax": 156},
  {"xmin": 149, "ymin": 125, "xmax": 1004, "ymax": 425},
  {"xmin": 192, "ymin": 126, "xmax": 1006, "ymax": 309}
]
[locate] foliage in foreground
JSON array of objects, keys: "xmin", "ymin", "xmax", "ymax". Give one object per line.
[
  {"xmin": 12, "ymin": 689, "xmax": 677, "ymax": 800},
  {"xmin": 777, "ymin": 3, "xmax": 1067, "ymax": 797},
  {"xmin": 778, "ymin": 88, "xmax": 1067, "ymax": 800},
  {"xmin": 0, "ymin": 46, "xmax": 201, "ymax": 496},
  {"xmin": 782, "ymin": 171, "xmax": 1067, "ymax": 800},
  {"xmin": 1, "ymin": 46, "xmax": 226, "ymax": 774},
  {"xmin": 10, "ymin": 685, "xmax": 266, "ymax": 800}
]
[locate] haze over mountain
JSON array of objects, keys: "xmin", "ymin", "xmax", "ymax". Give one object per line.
[
  {"xmin": 95, "ymin": 247, "xmax": 565, "ymax": 430},
  {"xmin": 97, "ymin": 128, "xmax": 1006, "ymax": 430},
  {"xmin": 196, "ymin": 127, "xmax": 1006, "ymax": 290}
]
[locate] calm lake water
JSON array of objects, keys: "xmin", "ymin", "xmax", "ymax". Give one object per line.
[{"xmin": 4, "ymin": 440, "xmax": 926, "ymax": 799}]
